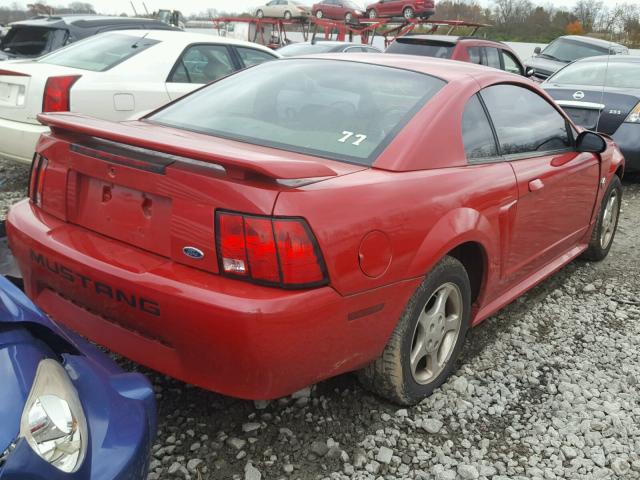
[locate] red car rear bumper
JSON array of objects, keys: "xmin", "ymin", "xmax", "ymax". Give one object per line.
[{"xmin": 7, "ymin": 200, "xmax": 418, "ymax": 400}]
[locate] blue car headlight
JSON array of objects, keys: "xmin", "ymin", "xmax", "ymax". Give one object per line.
[{"xmin": 19, "ymin": 359, "xmax": 88, "ymax": 473}]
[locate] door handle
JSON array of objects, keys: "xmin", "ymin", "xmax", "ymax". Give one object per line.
[
  {"xmin": 551, "ymin": 155, "xmax": 574, "ymax": 167},
  {"xmin": 529, "ymin": 178, "xmax": 544, "ymax": 192}
]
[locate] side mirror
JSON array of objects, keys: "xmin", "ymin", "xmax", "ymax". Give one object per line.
[
  {"xmin": 534, "ymin": 46, "xmax": 541, "ymax": 55},
  {"xmin": 576, "ymin": 131, "xmax": 606, "ymax": 154},
  {"xmin": 525, "ymin": 67, "xmax": 535, "ymax": 77}
]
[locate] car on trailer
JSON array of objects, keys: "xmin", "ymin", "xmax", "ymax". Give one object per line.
[
  {"xmin": 386, "ymin": 35, "xmax": 531, "ymax": 76},
  {"xmin": 365, "ymin": 0, "xmax": 435, "ymax": 19},
  {"xmin": 525, "ymin": 35, "xmax": 628, "ymax": 82},
  {"xmin": 7, "ymin": 54, "xmax": 623, "ymax": 406},
  {"xmin": 544, "ymin": 55, "xmax": 640, "ymax": 172},
  {"xmin": 254, "ymin": 0, "xmax": 311, "ymax": 20},
  {"xmin": 0, "ymin": 15, "xmax": 177, "ymax": 61},
  {"xmin": 312, "ymin": 0, "xmax": 366, "ymax": 22},
  {"xmin": 0, "ymin": 30, "xmax": 279, "ymax": 165},
  {"xmin": 0, "ymin": 274, "xmax": 156, "ymax": 478},
  {"xmin": 277, "ymin": 40, "xmax": 381, "ymax": 56}
]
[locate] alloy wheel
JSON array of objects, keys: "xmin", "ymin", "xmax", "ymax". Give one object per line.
[
  {"xmin": 600, "ymin": 189, "xmax": 620, "ymax": 249},
  {"xmin": 404, "ymin": 7, "xmax": 415, "ymax": 19},
  {"xmin": 410, "ymin": 282, "xmax": 463, "ymax": 385},
  {"xmin": 316, "ymin": 10, "xmax": 323, "ymax": 18}
]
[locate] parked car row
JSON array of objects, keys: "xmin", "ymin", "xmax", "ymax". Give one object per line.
[
  {"xmin": 254, "ymin": 0, "xmax": 436, "ymax": 21},
  {"xmin": 0, "ymin": 17, "xmax": 633, "ymax": 479}
]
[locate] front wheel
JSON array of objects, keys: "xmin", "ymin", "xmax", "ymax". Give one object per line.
[
  {"xmin": 256, "ymin": 9, "xmax": 264, "ymax": 18},
  {"xmin": 581, "ymin": 175, "xmax": 622, "ymax": 261},
  {"xmin": 358, "ymin": 256, "xmax": 472, "ymax": 405},
  {"xmin": 315, "ymin": 10, "xmax": 323, "ymax": 18},
  {"xmin": 345, "ymin": 12, "xmax": 353, "ymax": 22},
  {"xmin": 367, "ymin": 9, "xmax": 377, "ymax": 19},
  {"xmin": 284, "ymin": 10, "xmax": 292, "ymax": 20},
  {"xmin": 403, "ymin": 7, "xmax": 415, "ymax": 19}
]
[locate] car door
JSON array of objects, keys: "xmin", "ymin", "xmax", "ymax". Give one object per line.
[
  {"xmin": 165, "ymin": 44, "xmax": 239, "ymax": 101},
  {"xmin": 263, "ymin": 0, "xmax": 278, "ymax": 17},
  {"xmin": 479, "ymin": 84, "xmax": 600, "ymax": 282},
  {"xmin": 327, "ymin": 0, "xmax": 340, "ymax": 18},
  {"xmin": 483, "ymin": 47, "xmax": 502, "ymax": 71}
]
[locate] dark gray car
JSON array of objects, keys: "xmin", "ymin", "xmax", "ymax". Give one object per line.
[
  {"xmin": 526, "ymin": 35, "xmax": 628, "ymax": 81},
  {"xmin": 0, "ymin": 15, "xmax": 177, "ymax": 61}
]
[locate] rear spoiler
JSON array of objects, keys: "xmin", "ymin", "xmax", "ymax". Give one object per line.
[{"xmin": 37, "ymin": 113, "xmax": 339, "ymax": 180}]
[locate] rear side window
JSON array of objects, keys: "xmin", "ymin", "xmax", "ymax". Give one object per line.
[
  {"xmin": 501, "ymin": 51, "xmax": 522, "ymax": 75},
  {"xmin": 462, "ymin": 95, "xmax": 498, "ymax": 162},
  {"xmin": 38, "ymin": 32, "xmax": 159, "ymax": 71},
  {"xmin": 149, "ymin": 59, "xmax": 446, "ymax": 165},
  {"xmin": 1, "ymin": 27, "xmax": 67, "ymax": 57},
  {"xmin": 484, "ymin": 48, "xmax": 501, "ymax": 69},
  {"xmin": 169, "ymin": 44, "xmax": 235, "ymax": 83},
  {"xmin": 235, "ymin": 46, "xmax": 277, "ymax": 67},
  {"xmin": 481, "ymin": 84, "xmax": 571, "ymax": 156},
  {"xmin": 467, "ymin": 46, "xmax": 481, "ymax": 65},
  {"xmin": 386, "ymin": 39, "xmax": 454, "ymax": 59}
]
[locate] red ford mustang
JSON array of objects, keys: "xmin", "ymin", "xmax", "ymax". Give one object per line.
[{"xmin": 7, "ymin": 55, "xmax": 624, "ymax": 405}]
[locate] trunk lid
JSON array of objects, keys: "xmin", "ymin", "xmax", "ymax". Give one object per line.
[
  {"xmin": 0, "ymin": 62, "xmax": 86, "ymax": 124},
  {"xmin": 36, "ymin": 113, "xmax": 365, "ymax": 274},
  {"xmin": 545, "ymin": 85, "xmax": 640, "ymax": 135}
]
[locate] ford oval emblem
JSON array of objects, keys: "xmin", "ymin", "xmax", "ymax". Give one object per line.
[
  {"xmin": 573, "ymin": 91, "xmax": 585, "ymax": 100},
  {"xmin": 183, "ymin": 246, "xmax": 205, "ymax": 260}
]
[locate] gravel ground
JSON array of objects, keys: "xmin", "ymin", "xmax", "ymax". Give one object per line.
[{"xmin": 1, "ymin": 159, "xmax": 639, "ymax": 480}]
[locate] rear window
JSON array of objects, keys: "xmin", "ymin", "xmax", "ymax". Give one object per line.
[
  {"xmin": 549, "ymin": 60, "xmax": 640, "ymax": 89},
  {"xmin": 386, "ymin": 38, "xmax": 455, "ymax": 59},
  {"xmin": 148, "ymin": 59, "xmax": 445, "ymax": 165},
  {"xmin": 1, "ymin": 27, "xmax": 66, "ymax": 57},
  {"xmin": 37, "ymin": 32, "xmax": 160, "ymax": 72}
]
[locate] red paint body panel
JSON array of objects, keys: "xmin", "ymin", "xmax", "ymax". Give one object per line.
[
  {"xmin": 7, "ymin": 55, "xmax": 625, "ymax": 399},
  {"xmin": 365, "ymin": 0, "xmax": 436, "ymax": 17}
]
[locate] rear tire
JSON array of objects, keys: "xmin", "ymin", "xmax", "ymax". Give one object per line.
[
  {"xmin": 581, "ymin": 175, "xmax": 622, "ymax": 261},
  {"xmin": 367, "ymin": 9, "xmax": 377, "ymax": 19},
  {"xmin": 284, "ymin": 10, "xmax": 292, "ymax": 20},
  {"xmin": 256, "ymin": 9, "xmax": 264, "ymax": 18},
  {"xmin": 315, "ymin": 10, "xmax": 323, "ymax": 18},
  {"xmin": 358, "ymin": 256, "xmax": 472, "ymax": 405},
  {"xmin": 345, "ymin": 12, "xmax": 353, "ymax": 22}
]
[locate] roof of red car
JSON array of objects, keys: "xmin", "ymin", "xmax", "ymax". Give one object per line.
[{"xmin": 290, "ymin": 53, "xmax": 515, "ymax": 83}]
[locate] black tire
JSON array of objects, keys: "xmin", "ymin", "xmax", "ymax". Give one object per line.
[
  {"xmin": 367, "ymin": 9, "xmax": 377, "ymax": 19},
  {"xmin": 284, "ymin": 10, "xmax": 292, "ymax": 20},
  {"xmin": 345, "ymin": 12, "xmax": 353, "ymax": 22},
  {"xmin": 403, "ymin": 7, "xmax": 415, "ymax": 19},
  {"xmin": 256, "ymin": 9, "xmax": 264, "ymax": 18},
  {"xmin": 581, "ymin": 175, "xmax": 622, "ymax": 261},
  {"xmin": 315, "ymin": 10, "xmax": 323, "ymax": 18},
  {"xmin": 358, "ymin": 256, "xmax": 472, "ymax": 405}
]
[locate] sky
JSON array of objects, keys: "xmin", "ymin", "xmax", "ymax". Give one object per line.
[{"xmin": 3, "ymin": 0, "xmax": 640, "ymax": 16}]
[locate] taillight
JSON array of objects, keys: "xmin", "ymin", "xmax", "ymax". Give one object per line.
[
  {"xmin": 42, "ymin": 75, "xmax": 80, "ymax": 113},
  {"xmin": 28, "ymin": 154, "xmax": 48, "ymax": 207},
  {"xmin": 216, "ymin": 211, "xmax": 328, "ymax": 289}
]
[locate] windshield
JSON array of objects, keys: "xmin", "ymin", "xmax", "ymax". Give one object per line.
[
  {"xmin": 548, "ymin": 60, "xmax": 640, "ymax": 89},
  {"xmin": 148, "ymin": 59, "xmax": 445, "ymax": 165},
  {"xmin": 277, "ymin": 43, "xmax": 338, "ymax": 56},
  {"xmin": 0, "ymin": 27, "xmax": 66, "ymax": 57},
  {"xmin": 38, "ymin": 32, "xmax": 160, "ymax": 72},
  {"xmin": 386, "ymin": 39, "xmax": 454, "ymax": 59},
  {"xmin": 541, "ymin": 38, "xmax": 612, "ymax": 63}
]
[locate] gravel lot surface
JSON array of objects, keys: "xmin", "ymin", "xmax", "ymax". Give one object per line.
[{"xmin": 1, "ymin": 160, "xmax": 639, "ymax": 480}]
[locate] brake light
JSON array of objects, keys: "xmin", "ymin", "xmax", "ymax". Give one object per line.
[
  {"xmin": 28, "ymin": 154, "xmax": 48, "ymax": 207},
  {"xmin": 42, "ymin": 75, "xmax": 80, "ymax": 113},
  {"xmin": 216, "ymin": 211, "xmax": 328, "ymax": 288},
  {"xmin": 625, "ymin": 103, "xmax": 640, "ymax": 123}
]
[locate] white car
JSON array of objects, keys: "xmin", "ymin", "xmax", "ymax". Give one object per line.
[
  {"xmin": 255, "ymin": 0, "xmax": 311, "ymax": 19},
  {"xmin": 0, "ymin": 30, "xmax": 280, "ymax": 165}
]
